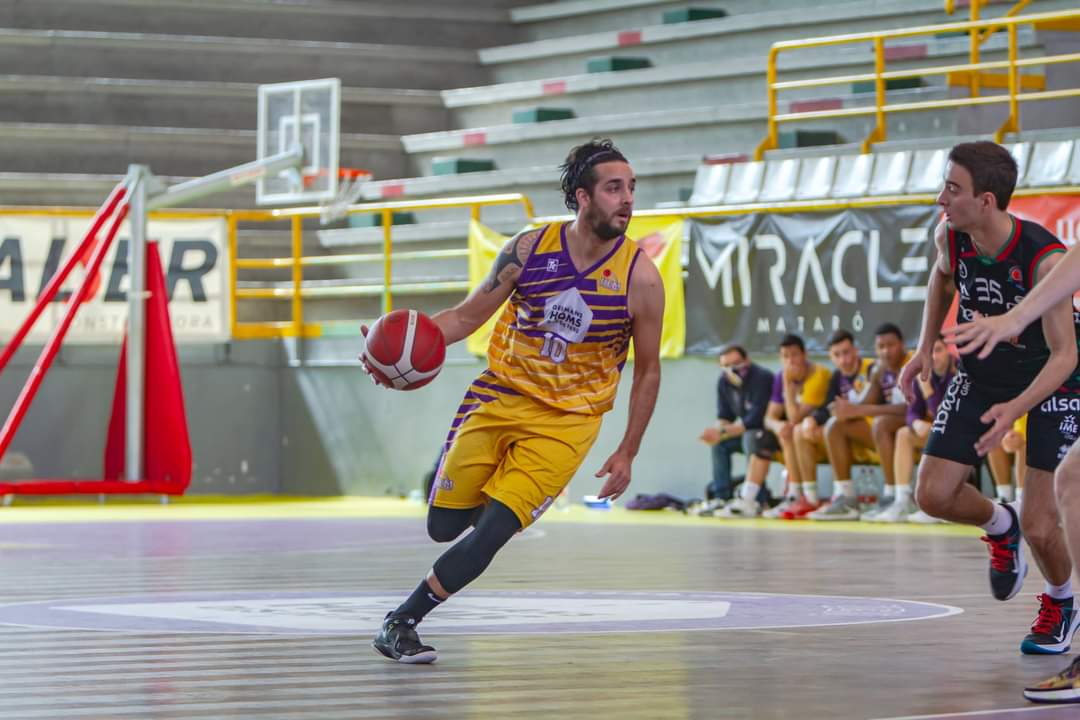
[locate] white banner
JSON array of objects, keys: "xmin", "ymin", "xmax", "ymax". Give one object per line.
[{"xmin": 0, "ymin": 215, "xmax": 229, "ymax": 343}]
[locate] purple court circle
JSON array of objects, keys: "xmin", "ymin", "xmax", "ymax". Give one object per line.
[{"xmin": 0, "ymin": 590, "xmax": 962, "ymax": 635}]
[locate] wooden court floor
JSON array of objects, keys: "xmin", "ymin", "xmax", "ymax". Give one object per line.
[{"xmin": 0, "ymin": 498, "xmax": 1073, "ymax": 720}]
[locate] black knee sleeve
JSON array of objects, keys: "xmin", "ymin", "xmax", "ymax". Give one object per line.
[
  {"xmin": 432, "ymin": 500, "xmax": 522, "ymax": 595},
  {"xmin": 427, "ymin": 506, "xmax": 481, "ymax": 543}
]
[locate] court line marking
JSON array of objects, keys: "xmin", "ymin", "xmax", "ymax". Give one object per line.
[
  {"xmin": 0, "ymin": 497, "xmax": 982, "ymax": 537},
  {"xmin": 871, "ymin": 706, "xmax": 1066, "ymax": 719}
]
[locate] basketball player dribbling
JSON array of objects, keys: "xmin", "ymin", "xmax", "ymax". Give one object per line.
[
  {"xmin": 362, "ymin": 139, "xmax": 665, "ymax": 664},
  {"xmin": 899, "ymin": 141, "xmax": 1080, "ymax": 661}
]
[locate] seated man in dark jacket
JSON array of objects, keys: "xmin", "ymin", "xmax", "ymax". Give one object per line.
[{"xmin": 698, "ymin": 343, "xmax": 775, "ymax": 506}]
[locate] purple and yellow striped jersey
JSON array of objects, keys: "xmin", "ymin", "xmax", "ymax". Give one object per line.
[{"xmin": 486, "ymin": 221, "xmax": 643, "ymax": 415}]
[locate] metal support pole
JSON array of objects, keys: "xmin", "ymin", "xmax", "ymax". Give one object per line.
[
  {"xmin": 147, "ymin": 146, "xmax": 303, "ymax": 212},
  {"xmin": 381, "ymin": 209, "xmax": 393, "ymax": 315},
  {"xmin": 126, "ymin": 165, "xmax": 148, "ymax": 482}
]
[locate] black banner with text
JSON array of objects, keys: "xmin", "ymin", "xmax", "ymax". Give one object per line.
[{"xmin": 686, "ymin": 205, "xmax": 941, "ymax": 355}]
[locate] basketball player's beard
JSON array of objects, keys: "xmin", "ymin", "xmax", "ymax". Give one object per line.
[{"xmin": 588, "ymin": 208, "xmax": 627, "ymax": 240}]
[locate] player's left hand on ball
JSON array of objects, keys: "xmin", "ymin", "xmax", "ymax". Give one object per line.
[
  {"xmin": 595, "ymin": 450, "xmax": 632, "ymax": 501},
  {"xmin": 357, "ymin": 323, "xmax": 387, "ymax": 388},
  {"xmin": 976, "ymin": 402, "xmax": 1019, "ymax": 457}
]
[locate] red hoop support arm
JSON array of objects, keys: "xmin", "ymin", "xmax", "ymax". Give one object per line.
[
  {"xmin": 0, "ymin": 200, "xmax": 130, "ymax": 462},
  {"xmin": 0, "ymin": 181, "xmax": 129, "ymax": 376}
]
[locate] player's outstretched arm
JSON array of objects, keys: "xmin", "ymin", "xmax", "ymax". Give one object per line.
[
  {"xmin": 430, "ymin": 227, "xmax": 540, "ymax": 345},
  {"xmin": 596, "ymin": 254, "xmax": 664, "ymax": 501},
  {"xmin": 900, "ymin": 221, "xmax": 955, "ymax": 403},
  {"xmin": 949, "ymin": 241, "xmax": 1080, "ymax": 359},
  {"xmin": 974, "ymin": 251, "xmax": 1077, "ymax": 455}
]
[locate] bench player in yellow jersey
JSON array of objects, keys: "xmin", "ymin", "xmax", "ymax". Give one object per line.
[{"xmin": 366, "ymin": 139, "xmax": 665, "ymax": 664}]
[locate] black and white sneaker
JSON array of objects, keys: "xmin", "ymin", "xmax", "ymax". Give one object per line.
[
  {"xmin": 1022, "ymin": 595, "xmax": 1080, "ymax": 655},
  {"xmin": 980, "ymin": 502, "xmax": 1026, "ymax": 601},
  {"xmin": 372, "ymin": 613, "xmax": 437, "ymax": 664}
]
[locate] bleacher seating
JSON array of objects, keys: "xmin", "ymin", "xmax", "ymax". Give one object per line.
[
  {"xmin": 0, "ymin": 0, "xmax": 518, "ymax": 208},
  {"xmin": 1022, "ymin": 139, "xmax": 1073, "ymax": 187},
  {"xmin": 795, "ymin": 156, "xmax": 837, "ymax": 200},
  {"xmin": 679, "ymin": 132, "xmax": 1077, "ymax": 207},
  {"xmin": 2, "ymin": 0, "xmax": 1079, "ymax": 321}
]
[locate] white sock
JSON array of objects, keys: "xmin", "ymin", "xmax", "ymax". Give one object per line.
[
  {"xmin": 1046, "ymin": 580, "xmax": 1074, "ymax": 601},
  {"xmin": 835, "ymin": 479, "xmax": 854, "ymax": 499},
  {"xmin": 895, "ymin": 485, "xmax": 912, "ymax": 503},
  {"xmin": 996, "ymin": 485, "xmax": 1015, "ymax": 502},
  {"xmin": 979, "ymin": 502, "xmax": 1014, "ymax": 536},
  {"xmin": 1017, "ymin": 487, "xmax": 1024, "ymax": 503},
  {"xmin": 741, "ymin": 481, "xmax": 761, "ymax": 502},
  {"xmin": 802, "ymin": 482, "xmax": 818, "ymax": 504},
  {"xmin": 882, "ymin": 484, "xmax": 896, "ymax": 500}
]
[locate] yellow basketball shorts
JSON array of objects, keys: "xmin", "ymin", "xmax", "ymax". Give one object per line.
[{"xmin": 432, "ymin": 373, "xmax": 602, "ymax": 528}]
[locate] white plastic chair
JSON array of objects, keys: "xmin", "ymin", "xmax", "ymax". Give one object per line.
[
  {"xmin": 906, "ymin": 148, "xmax": 948, "ymax": 194},
  {"xmin": 724, "ymin": 161, "xmax": 765, "ymax": 205},
  {"xmin": 688, "ymin": 163, "xmax": 731, "ymax": 205},
  {"xmin": 1023, "ymin": 140, "xmax": 1073, "ymax": 187},
  {"xmin": 758, "ymin": 158, "xmax": 800, "ymax": 203},
  {"xmin": 794, "ymin": 156, "xmax": 837, "ymax": 200},
  {"xmin": 869, "ymin": 150, "xmax": 912, "ymax": 196},
  {"xmin": 1006, "ymin": 142, "xmax": 1031, "ymax": 186},
  {"xmin": 1069, "ymin": 141, "xmax": 1080, "ymax": 185},
  {"xmin": 831, "ymin": 154, "xmax": 874, "ymax": 198}
]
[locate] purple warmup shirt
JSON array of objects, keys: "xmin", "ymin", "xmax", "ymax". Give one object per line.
[{"xmin": 906, "ymin": 368, "xmax": 954, "ymax": 426}]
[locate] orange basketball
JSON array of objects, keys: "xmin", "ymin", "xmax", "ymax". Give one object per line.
[{"xmin": 364, "ymin": 309, "xmax": 446, "ymax": 390}]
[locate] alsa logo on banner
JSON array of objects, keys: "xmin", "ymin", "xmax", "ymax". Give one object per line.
[{"xmin": 0, "ymin": 216, "xmax": 229, "ymax": 343}]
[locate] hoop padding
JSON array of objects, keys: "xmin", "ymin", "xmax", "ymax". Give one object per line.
[{"xmin": 102, "ymin": 240, "xmax": 192, "ymax": 494}]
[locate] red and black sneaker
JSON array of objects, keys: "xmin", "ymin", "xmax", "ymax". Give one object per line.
[
  {"xmin": 1022, "ymin": 594, "xmax": 1080, "ymax": 655},
  {"xmin": 980, "ymin": 502, "xmax": 1026, "ymax": 602}
]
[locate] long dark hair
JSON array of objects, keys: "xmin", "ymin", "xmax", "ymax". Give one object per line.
[{"xmin": 559, "ymin": 138, "xmax": 628, "ymax": 212}]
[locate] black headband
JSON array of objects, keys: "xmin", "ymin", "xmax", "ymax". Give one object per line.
[{"xmin": 569, "ymin": 148, "xmax": 625, "ymax": 191}]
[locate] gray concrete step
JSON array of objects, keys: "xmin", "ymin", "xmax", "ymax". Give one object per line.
[
  {"xmin": 446, "ymin": 32, "xmax": 1032, "ymax": 128},
  {"xmin": 0, "ymin": 122, "xmax": 405, "ymax": 179},
  {"xmin": 0, "ymin": 28, "xmax": 484, "ymax": 90},
  {"xmin": 0, "ymin": 76, "xmax": 448, "ymax": 135},
  {"xmin": 484, "ymin": 0, "xmax": 954, "ymax": 83},
  {"xmin": 406, "ymin": 86, "xmax": 958, "ymax": 177},
  {"xmin": 510, "ymin": 0, "xmax": 1018, "ymax": 41},
  {"xmin": 0, "ymin": 0, "xmax": 517, "ymax": 48},
  {"xmin": 358, "ymin": 153, "xmax": 703, "ymax": 220}
]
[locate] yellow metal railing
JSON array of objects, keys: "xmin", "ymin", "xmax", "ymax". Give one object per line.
[
  {"xmin": 754, "ymin": 8, "xmax": 1080, "ymax": 160},
  {"xmin": 230, "ymin": 193, "xmax": 534, "ymax": 340}
]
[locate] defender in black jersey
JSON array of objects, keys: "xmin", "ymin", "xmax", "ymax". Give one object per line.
[
  {"xmin": 948, "ymin": 170, "xmax": 1080, "ymax": 704},
  {"xmin": 900, "ymin": 141, "xmax": 1078, "ymax": 657}
]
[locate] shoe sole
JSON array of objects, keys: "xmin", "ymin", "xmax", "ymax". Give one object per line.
[
  {"xmin": 1021, "ymin": 639, "xmax": 1071, "ymax": 655},
  {"xmin": 372, "ymin": 641, "xmax": 438, "ymax": 664},
  {"xmin": 1024, "ymin": 688, "xmax": 1080, "ymax": 703},
  {"xmin": 1021, "ymin": 603, "xmax": 1080, "ymax": 655}
]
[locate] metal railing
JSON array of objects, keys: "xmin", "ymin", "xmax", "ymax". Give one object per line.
[
  {"xmin": 945, "ymin": 0, "xmax": 1036, "ymax": 97},
  {"xmin": 754, "ymin": 8, "xmax": 1080, "ymax": 160},
  {"xmin": 229, "ymin": 193, "xmax": 534, "ymax": 340}
]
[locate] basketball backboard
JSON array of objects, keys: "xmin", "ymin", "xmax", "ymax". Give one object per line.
[{"xmin": 256, "ymin": 78, "xmax": 341, "ymax": 206}]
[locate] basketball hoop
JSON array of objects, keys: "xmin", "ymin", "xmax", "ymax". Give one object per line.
[{"xmin": 308, "ymin": 168, "xmax": 372, "ymax": 225}]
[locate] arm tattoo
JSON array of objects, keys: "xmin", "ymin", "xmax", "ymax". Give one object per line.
[{"xmin": 483, "ymin": 231, "xmax": 535, "ymax": 293}]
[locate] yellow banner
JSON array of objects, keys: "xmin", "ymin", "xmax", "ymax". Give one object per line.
[{"xmin": 465, "ymin": 218, "xmax": 685, "ymax": 358}]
